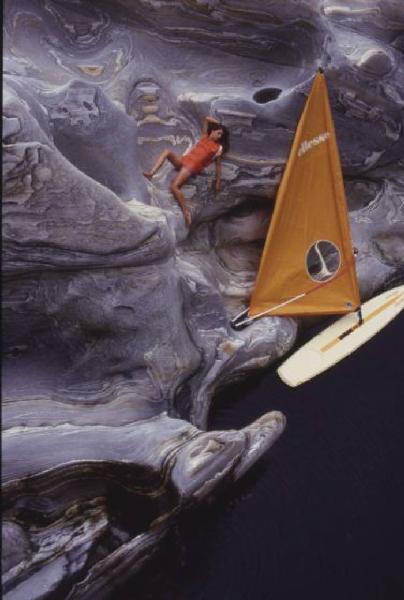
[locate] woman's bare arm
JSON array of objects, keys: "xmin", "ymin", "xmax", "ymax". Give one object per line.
[
  {"xmin": 214, "ymin": 155, "xmax": 222, "ymax": 192},
  {"xmin": 202, "ymin": 115, "xmax": 220, "ymax": 135}
]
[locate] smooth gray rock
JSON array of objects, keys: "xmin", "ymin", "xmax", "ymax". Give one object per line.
[
  {"xmin": 2, "ymin": 0, "xmax": 404, "ymax": 597},
  {"xmin": 2, "ymin": 413, "xmax": 285, "ymax": 598}
]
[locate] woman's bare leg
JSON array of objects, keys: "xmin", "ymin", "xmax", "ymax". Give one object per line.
[
  {"xmin": 170, "ymin": 167, "xmax": 193, "ymax": 226},
  {"xmin": 143, "ymin": 150, "xmax": 182, "ymax": 179}
]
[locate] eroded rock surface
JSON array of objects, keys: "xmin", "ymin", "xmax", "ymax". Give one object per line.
[{"xmin": 2, "ymin": 0, "xmax": 404, "ymax": 597}]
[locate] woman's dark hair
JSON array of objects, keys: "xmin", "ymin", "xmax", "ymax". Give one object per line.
[{"xmin": 207, "ymin": 121, "xmax": 229, "ymax": 154}]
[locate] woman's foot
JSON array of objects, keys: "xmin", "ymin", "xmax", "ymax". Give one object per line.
[{"xmin": 143, "ymin": 171, "xmax": 154, "ymax": 180}]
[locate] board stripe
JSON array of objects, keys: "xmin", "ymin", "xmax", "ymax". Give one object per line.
[{"xmin": 320, "ymin": 291, "xmax": 404, "ymax": 353}]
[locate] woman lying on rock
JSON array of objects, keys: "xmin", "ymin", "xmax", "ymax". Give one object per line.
[{"xmin": 143, "ymin": 116, "xmax": 228, "ymax": 227}]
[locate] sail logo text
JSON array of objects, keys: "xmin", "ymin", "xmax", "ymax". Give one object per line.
[{"xmin": 298, "ymin": 132, "xmax": 330, "ymax": 157}]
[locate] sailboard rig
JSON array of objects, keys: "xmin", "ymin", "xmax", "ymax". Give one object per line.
[
  {"xmin": 231, "ymin": 69, "xmax": 404, "ymax": 384},
  {"xmin": 232, "ymin": 69, "xmax": 360, "ymax": 328}
]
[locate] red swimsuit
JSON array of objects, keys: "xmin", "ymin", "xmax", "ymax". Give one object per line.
[{"xmin": 181, "ymin": 135, "xmax": 221, "ymax": 174}]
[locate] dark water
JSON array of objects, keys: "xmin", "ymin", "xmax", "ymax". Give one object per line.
[{"xmin": 124, "ymin": 311, "xmax": 404, "ymax": 600}]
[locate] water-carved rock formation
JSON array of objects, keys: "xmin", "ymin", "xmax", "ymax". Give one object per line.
[{"xmin": 2, "ymin": 0, "xmax": 404, "ymax": 597}]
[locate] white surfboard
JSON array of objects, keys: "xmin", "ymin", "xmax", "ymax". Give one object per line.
[{"xmin": 277, "ymin": 285, "xmax": 404, "ymax": 387}]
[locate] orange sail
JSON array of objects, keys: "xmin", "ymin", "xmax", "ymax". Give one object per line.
[{"xmin": 249, "ymin": 71, "xmax": 360, "ymax": 318}]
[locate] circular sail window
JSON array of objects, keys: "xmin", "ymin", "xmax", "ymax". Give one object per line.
[{"xmin": 306, "ymin": 240, "xmax": 341, "ymax": 282}]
